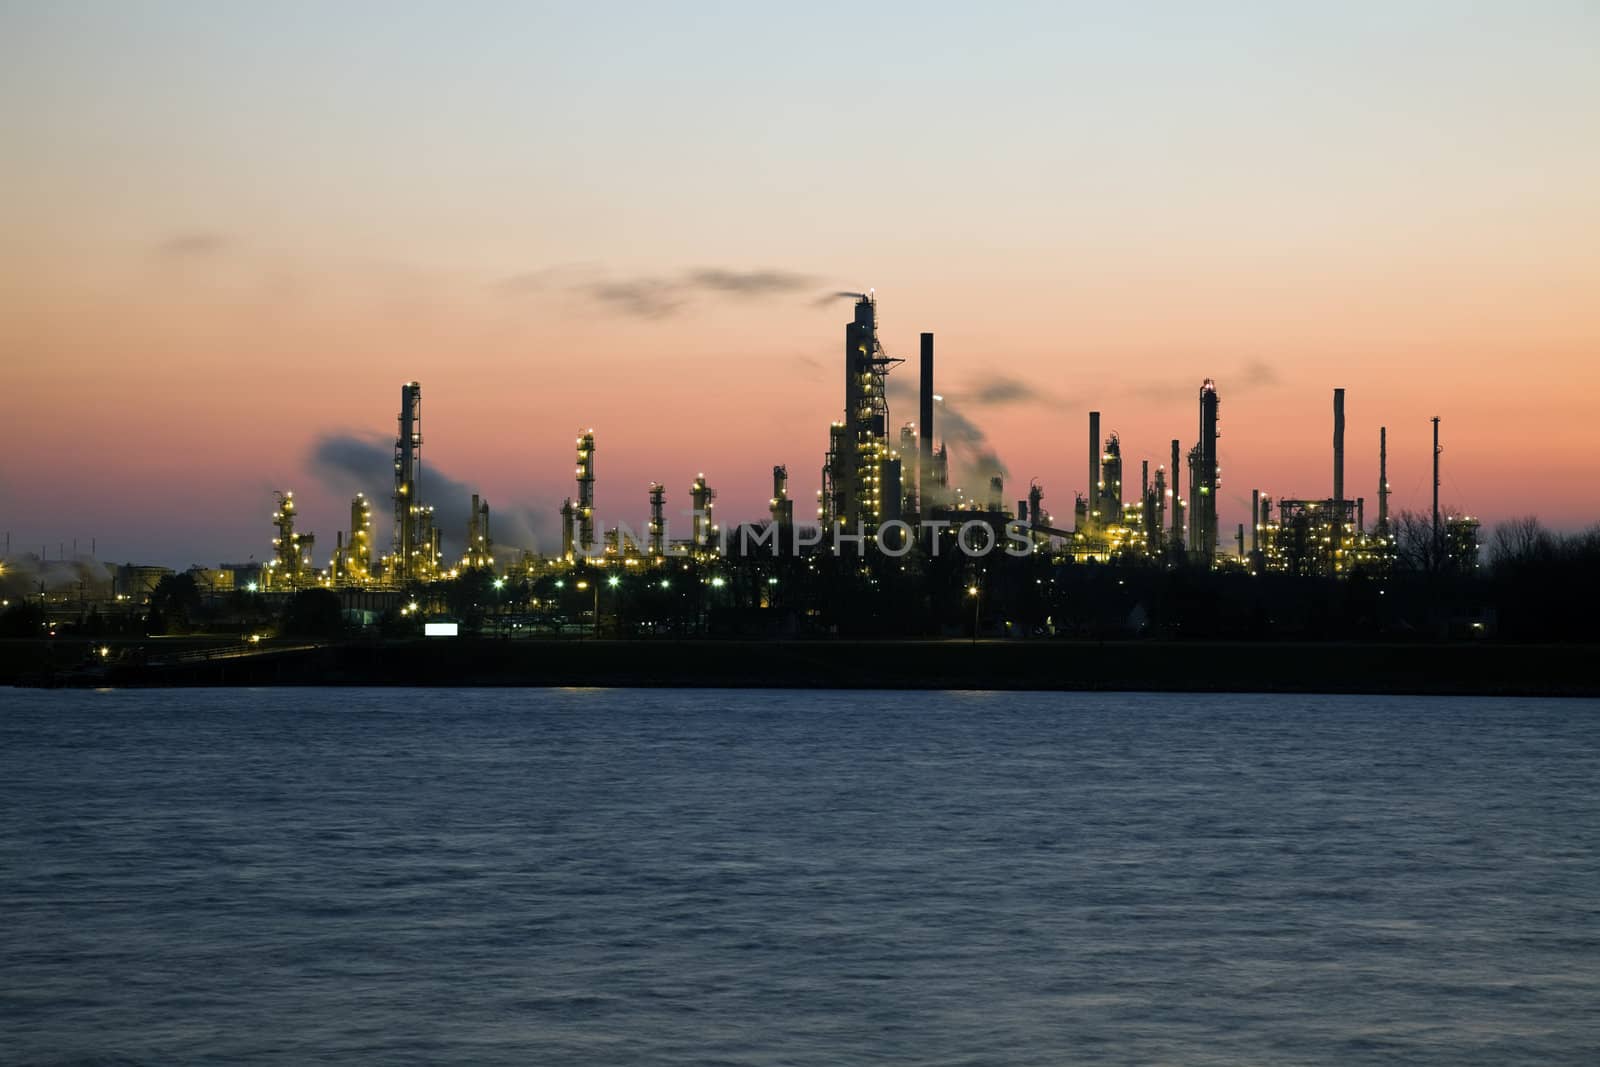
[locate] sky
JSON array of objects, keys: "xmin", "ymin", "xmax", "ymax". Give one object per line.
[{"xmin": 3, "ymin": 1, "xmax": 1598, "ymax": 566}]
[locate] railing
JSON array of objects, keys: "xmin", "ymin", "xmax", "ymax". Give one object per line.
[{"xmin": 151, "ymin": 642, "xmax": 322, "ymax": 666}]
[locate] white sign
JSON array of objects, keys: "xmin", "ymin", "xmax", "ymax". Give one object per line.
[{"xmin": 424, "ymin": 622, "xmax": 459, "ymax": 637}]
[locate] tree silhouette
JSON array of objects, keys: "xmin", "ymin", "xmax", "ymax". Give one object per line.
[
  {"xmin": 280, "ymin": 588, "xmax": 345, "ymax": 638},
  {"xmin": 148, "ymin": 573, "xmax": 202, "ymax": 633}
]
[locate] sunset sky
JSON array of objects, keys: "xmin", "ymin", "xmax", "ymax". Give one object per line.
[{"xmin": 5, "ymin": 1, "xmax": 1598, "ymax": 566}]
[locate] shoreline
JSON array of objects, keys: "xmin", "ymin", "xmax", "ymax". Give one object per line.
[{"xmin": 9, "ymin": 638, "xmax": 1598, "ymax": 697}]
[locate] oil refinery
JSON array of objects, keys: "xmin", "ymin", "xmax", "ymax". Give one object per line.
[
  {"xmin": 6, "ymin": 291, "xmax": 1490, "ymax": 641},
  {"xmin": 251, "ymin": 292, "xmax": 1480, "ymax": 593}
]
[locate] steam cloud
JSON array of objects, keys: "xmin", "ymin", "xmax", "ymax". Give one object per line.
[
  {"xmin": 964, "ymin": 374, "xmax": 1065, "ymax": 408},
  {"xmin": 812, "ymin": 290, "xmax": 868, "ymax": 305},
  {"xmin": 0, "ymin": 554, "xmax": 110, "ymax": 599},
  {"xmin": 887, "ymin": 378, "xmax": 1010, "ymax": 491},
  {"xmin": 307, "ymin": 433, "xmax": 557, "ymax": 557}
]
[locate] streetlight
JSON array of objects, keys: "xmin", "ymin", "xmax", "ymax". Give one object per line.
[
  {"xmin": 492, "ymin": 577, "xmax": 505, "ymax": 636},
  {"xmin": 967, "ymin": 584, "xmax": 980, "ymax": 644}
]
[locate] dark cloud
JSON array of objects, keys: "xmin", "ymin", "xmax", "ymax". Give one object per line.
[
  {"xmin": 496, "ymin": 264, "xmax": 825, "ymax": 318},
  {"xmin": 1125, "ymin": 359, "xmax": 1284, "ymax": 402},
  {"xmin": 585, "ymin": 278, "xmax": 684, "ymax": 319},
  {"xmin": 1238, "ymin": 358, "xmax": 1280, "ymax": 389},
  {"xmin": 687, "ymin": 268, "xmax": 815, "ymax": 296},
  {"xmin": 493, "ymin": 261, "xmax": 604, "ymax": 295},
  {"xmin": 307, "ymin": 433, "xmax": 557, "ymax": 556},
  {"xmin": 1124, "ymin": 380, "xmax": 1191, "ymax": 403},
  {"xmin": 156, "ymin": 231, "xmax": 231, "ymax": 257}
]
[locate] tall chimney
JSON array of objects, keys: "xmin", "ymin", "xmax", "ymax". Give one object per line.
[
  {"xmin": 1089, "ymin": 411, "xmax": 1101, "ymax": 513},
  {"xmin": 919, "ymin": 333, "xmax": 934, "ymax": 507},
  {"xmin": 1198, "ymin": 380, "xmax": 1219, "ymax": 561},
  {"xmin": 1251, "ymin": 487, "xmax": 1260, "ymax": 555},
  {"xmin": 1333, "ymin": 387, "xmax": 1346, "ymax": 565},
  {"xmin": 1333, "ymin": 388, "xmax": 1345, "ymax": 508},
  {"xmin": 1169, "ymin": 438, "xmax": 1182, "ymax": 544},
  {"xmin": 1377, "ymin": 426, "xmax": 1390, "ymax": 534}
]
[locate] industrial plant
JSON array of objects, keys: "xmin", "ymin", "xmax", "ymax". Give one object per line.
[{"xmin": 7, "ymin": 291, "xmax": 1496, "ymax": 642}]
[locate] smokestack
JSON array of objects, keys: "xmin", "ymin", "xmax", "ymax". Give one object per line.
[
  {"xmin": 1169, "ymin": 438, "xmax": 1182, "ymax": 544},
  {"xmin": 1378, "ymin": 426, "xmax": 1390, "ymax": 534},
  {"xmin": 1333, "ymin": 388, "xmax": 1345, "ymax": 509},
  {"xmin": 1089, "ymin": 412, "xmax": 1100, "ymax": 511},
  {"xmin": 1251, "ymin": 488, "xmax": 1260, "ymax": 556},
  {"xmin": 920, "ymin": 333, "xmax": 934, "ymax": 506},
  {"xmin": 1333, "ymin": 387, "xmax": 1346, "ymax": 566},
  {"xmin": 1198, "ymin": 380, "xmax": 1219, "ymax": 562}
]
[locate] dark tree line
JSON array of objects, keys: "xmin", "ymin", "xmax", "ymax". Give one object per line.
[{"xmin": 1485, "ymin": 516, "xmax": 1600, "ymax": 641}]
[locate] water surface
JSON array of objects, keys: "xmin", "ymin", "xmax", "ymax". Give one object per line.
[{"xmin": 3, "ymin": 688, "xmax": 1597, "ymax": 1064}]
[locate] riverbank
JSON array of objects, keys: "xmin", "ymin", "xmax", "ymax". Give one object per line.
[{"xmin": 8, "ymin": 637, "xmax": 1598, "ymax": 696}]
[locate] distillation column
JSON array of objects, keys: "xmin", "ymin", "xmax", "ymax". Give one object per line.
[
  {"xmin": 394, "ymin": 382, "xmax": 422, "ymax": 582},
  {"xmin": 691, "ymin": 474, "xmax": 717, "ymax": 552},
  {"xmin": 575, "ymin": 431, "xmax": 596, "ymax": 554},
  {"xmin": 349, "ymin": 493, "xmax": 372, "ymax": 580},
  {"xmin": 770, "ymin": 465, "xmax": 794, "ymax": 529},
  {"xmin": 648, "ymin": 483, "xmax": 666, "ymax": 556}
]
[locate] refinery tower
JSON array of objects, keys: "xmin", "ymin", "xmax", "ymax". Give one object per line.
[
  {"xmin": 822, "ymin": 293, "xmax": 903, "ymax": 536},
  {"xmin": 393, "ymin": 381, "xmax": 439, "ymax": 582}
]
